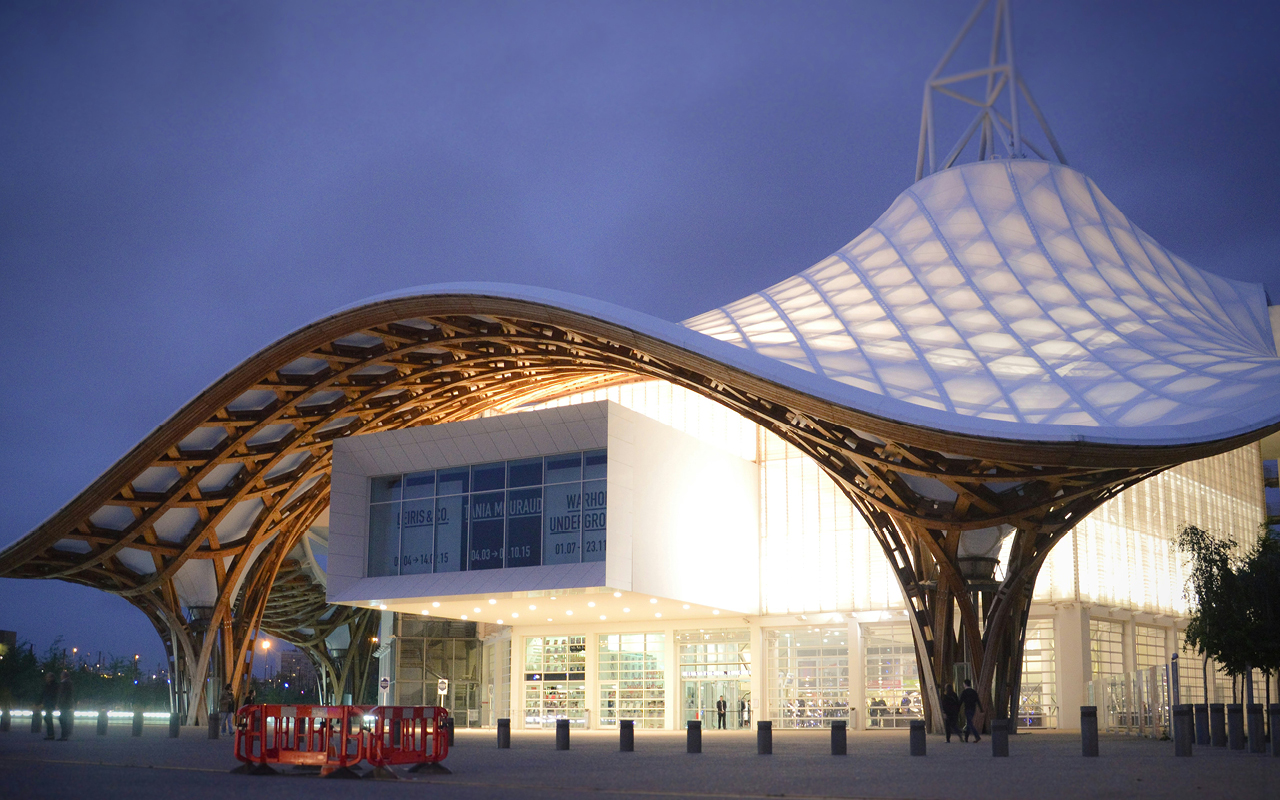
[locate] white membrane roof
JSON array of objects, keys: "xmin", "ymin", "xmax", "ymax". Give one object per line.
[
  {"xmin": 339, "ymin": 160, "xmax": 1280, "ymax": 448},
  {"xmin": 685, "ymin": 160, "xmax": 1280, "ymax": 436}
]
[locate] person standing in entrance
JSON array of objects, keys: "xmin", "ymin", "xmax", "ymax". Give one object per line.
[
  {"xmin": 56, "ymin": 670, "xmax": 75, "ymax": 741},
  {"xmin": 39, "ymin": 673, "xmax": 58, "ymax": 740},
  {"xmin": 716, "ymin": 695, "xmax": 727, "ymax": 730},
  {"xmin": 959, "ymin": 679, "xmax": 982, "ymax": 743},
  {"xmin": 940, "ymin": 685, "xmax": 961, "ymax": 743}
]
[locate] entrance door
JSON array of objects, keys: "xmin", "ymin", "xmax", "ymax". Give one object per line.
[
  {"xmin": 451, "ymin": 681, "xmax": 481, "ymax": 727},
  {"xmin": 683, "ymin": 679, "xmax": 751, "ymax": 729}
]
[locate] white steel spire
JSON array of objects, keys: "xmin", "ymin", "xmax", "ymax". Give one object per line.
[{"xmin": 915, "ymin": 0, "xmax": 1068, "ymax": 182}]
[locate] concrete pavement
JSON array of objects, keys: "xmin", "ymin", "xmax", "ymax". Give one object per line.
[{"xmin": 1, "ymin": 724, "xmax": 1275, "ymax": 799}]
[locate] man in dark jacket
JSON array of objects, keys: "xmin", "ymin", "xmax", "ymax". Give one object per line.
[
  {"xmin": 715, "ymin": 696, "xmax": 727, "ymax": 730},
  {"xmin": 39, "ymin": 673, "xmax": 58, "ymax": 740},
  {"xmin": 57, "ymin": 670, "xmax": 75, "ymax": 741},
  {"xmin": 940, "ymin": 685, "xmax": 962, "ymax": 742},
  {"xmin": 958, "ymin": 679, "xmax": 982, "ymax": 743}
]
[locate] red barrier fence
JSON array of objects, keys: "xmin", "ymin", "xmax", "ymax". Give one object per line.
[
  {"xmin": 366, "ymin": 705, "xmax": 450, "ymax": 774},
  {"xmin": 232, "ymin": 705, "xmax": 448, "ymax": 778}
]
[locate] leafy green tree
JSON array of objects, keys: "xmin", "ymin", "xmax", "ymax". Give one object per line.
[{"xmin": 1179, "ymin": 525, "xmax": 1280, "ymax": 700}]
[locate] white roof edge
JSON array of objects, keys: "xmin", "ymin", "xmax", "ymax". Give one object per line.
[{"xmin": 322, "ymin": 281, "xmax": 1280, "ymax": 448}]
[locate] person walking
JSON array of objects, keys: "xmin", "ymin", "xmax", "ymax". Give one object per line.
[
  {"xmin": 56, "ymin": 670, "xmax": 75, "ymax": 740},
  {"xmin": 940, "ymin": 685, "xmax": 962, "ymax": 743},
  {"xmin": 715, "ymin": 695, "xmax": 727, "ymax": 730},
  {"xmin": 958, "ymin": 679, "xmax": 982, "ymax": 743},
  {"xmin": 219, "ymin": 683, "xmax": 236, "ymax": 736},
  {"xmin": 39, "ymin": 673, "xmax": 58, "ymax": 740}
]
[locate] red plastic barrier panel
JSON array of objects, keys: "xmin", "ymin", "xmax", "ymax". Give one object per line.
[
  {"xmin": 233, "ymin": 704, "xmax": 365, "ymax": 776},
  {"xmin": 366, "ymin": 706, "xmax": 450, "ymax": 768}
]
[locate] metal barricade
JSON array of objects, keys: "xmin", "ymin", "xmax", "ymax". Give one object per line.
[
  {"xmin": 232, "ymin": 704, "xmax": 365, "ymax": 778},
  {"xmin": 366, "ymin": 706, "xmax": 451, "ymax": 778}
]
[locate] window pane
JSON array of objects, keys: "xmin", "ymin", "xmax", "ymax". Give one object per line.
[
  {"xmin": 508, "ymin": 458, "xmax": 543, "ymax": 488},
  {"xmin": 581, "ymin": 478, "xmax": 606, "ymax": 562},
  {"xmin": 434, "ymin": 494, "xmax": 466, "ymax": 572},
  {"xmin": 438, "ymin": 467, "xmax": 469, "ymax": 496},
  {"xmin": 545, "ymin": 453, "xmax": 582, "ymax": 484},
  {"xmin": 507, "ymin": 487, "xmax": 542, "ymax": 568},
  {"xmin": 472, "ymin": 462, "xmax": 505, "ymax": 493},
  {"xmin": 543, "ymin": 481, "xmax": 581, "ymax": 564},
  {"xmin": 371, "ymin": 475, "xmax": 402, "ymax": 503},
  {"xmin": 469, "ymin": 491, "xmax": 505, "ymax": 570},
  {"xmin": 367, "ymin": 502, "xmax": 400, "ymax": 576},
  {"xmin": 583, "ymin": 449, "xmax": 607, "ymax": 480},
  {"xmin": 399, "ymin": 497, "xmax": 435, "ymax": 574},
  {"xmin": 404, "ymin": 471, "xmax": 436, "ymax": 500}
]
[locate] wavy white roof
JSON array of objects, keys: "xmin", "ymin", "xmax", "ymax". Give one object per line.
[{"xmin": 684, "ymin": 159, "xmax": 1280, "ymax": 434}]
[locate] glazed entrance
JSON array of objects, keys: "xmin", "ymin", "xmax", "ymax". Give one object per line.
[{"xmin": 678, "ymin": 629, "xmax": 752, "ymax": 728}]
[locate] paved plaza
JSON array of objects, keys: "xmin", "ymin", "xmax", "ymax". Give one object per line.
[{"xmin": 1, "ymin": 724, "xmax": 1276, "ymax": 799}]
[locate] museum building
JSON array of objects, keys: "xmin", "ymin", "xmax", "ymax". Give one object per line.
[{"xmin": 325, "ymin": 160, "xmax": 1280, "ymax": 732}]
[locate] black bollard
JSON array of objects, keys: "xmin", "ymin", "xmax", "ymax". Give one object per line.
[
  {"xmin": 1, "ymin": 708, "xmax": 9, "ymax": 733},
  {"xmin": 831, "ymin": 720, "xmax": 847, "ymax": 755},
  {"xmin": 1081, "ymin": 706, "xmax": 1099, "ymax": 757},
  {"xmin": 619, "ymin": 719, "xmax": 634, "ymax": 752},
  {"xmin": 1194, "ymin": 704, "xmax": 1210, "ymax": 746},
  {"xmin": 169, "ymin": 712, "xmax": 180, "ymax": 738},
  {"xmin": 1246, "ymin": 705, "xmax": 1264, "ymax": 754},
  {"xmin": 1227, "ymin": 704, "xmax": 1244, "ymax": 750},
  {"xmin": 31, "ymin": 708, "xmax": 42, "ymax": 733},
  {"xmin": 207, "ymin": 710, "xmax": 219, "ymax": 740},
  {"xmin": 909, "ymin": 719, "xmax": 926, "ymax": 756},
  {"xmin": 97, "ymin": 710, "xmax": 108, "ymax": 736},
  {"xmin": 757, "ymin": 720, "xmax": 772, "ymax": 755},
  {"xmin": 991, "ymin": 719, "xmax": 1009, "ymax": 757},
  {"xmin": 497, "ymin": 718, "xmax": 510, "ymax": 749},
  {"xmin": 133, "ymin": 710, "xmax": 144, "ymax": 737},
  {"xmin": 687, "ymin": 720, "xmax": 702, "ymax": 754},
  {"xmin": 555, "ymin": 718, "xmax": 570, "ymax": 751},
  {"xmin": 1269, "ymin": 705, "xmax": 1280, "ymax": 757},
  {"xmin": 1173, "ymin": 704, "xmax": 1193, "ymax": 757},
  {"xmin": 1210, "ymin": 703, "xmax": 1226, "ymax": 747},
  {"xmin": 447, "ymin": 716, "xmax": 455, "ymax": 746}
]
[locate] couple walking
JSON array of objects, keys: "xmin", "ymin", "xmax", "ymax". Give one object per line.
[
  {"xmin": 940, "ymin": 679, "xmax": 982, "ymax": 743},
  {"xmin": 39, "ymin": 671, "xmax": 75, "ymax": 741}
]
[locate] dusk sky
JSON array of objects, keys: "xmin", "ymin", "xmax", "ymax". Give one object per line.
[{"xmin": 2, "ymin": 0, "xmax": 1279, "ymax": 669}]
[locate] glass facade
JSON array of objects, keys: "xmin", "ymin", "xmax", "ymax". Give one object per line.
[
  {"xmin": 1019, "ymin": 619, "xmax": 1057, "ymax": 728},
  {"xmin": 598, "ymin": 633, "xmax": 666, "ymax": 729},
  {"xmin": 366, "ymin": 449, "xmax": 606, "ymax": 577},
  {"xmin": 524, "ymin": 635, "xmax": 588, "ymax": 729},
  {"xmin": 863, "ymin": 623, "xmax": 921, "ymax": 729},
  {"xmin": 766, "ymin": 626, "xmax": 849, "ymax": 728},
  {"xmin": 1134, "ymin": 625, "xmax": 1166, "ymax": 672},
  {"xmin": 1089, "ymin": 619, "xmax": 1124, "ymax": 680},
  {"xmin": 677, "ymin": 629, "xmax": 752, "ymax": 728},
  {"xmin": 370, "ymin": 378, "xmax": 1269, "ymax": 733},
  {"xmin": 393, "ymin": 618, "xmax": 483, "ymax": 726}
]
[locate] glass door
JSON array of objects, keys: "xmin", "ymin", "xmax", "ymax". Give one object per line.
[{"xmin": 863, "ymin": 624, "xmax": 921, "ymax": 729}]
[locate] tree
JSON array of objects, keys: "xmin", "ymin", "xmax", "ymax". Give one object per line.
[{"xmin": 1179, "ymin": 524, "xmax": 1280, "ymax": 701}]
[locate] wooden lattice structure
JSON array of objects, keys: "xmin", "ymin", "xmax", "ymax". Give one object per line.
[{"xmin": 2, "ymin": 290, "xmax": 1271, "ymax": 727}]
